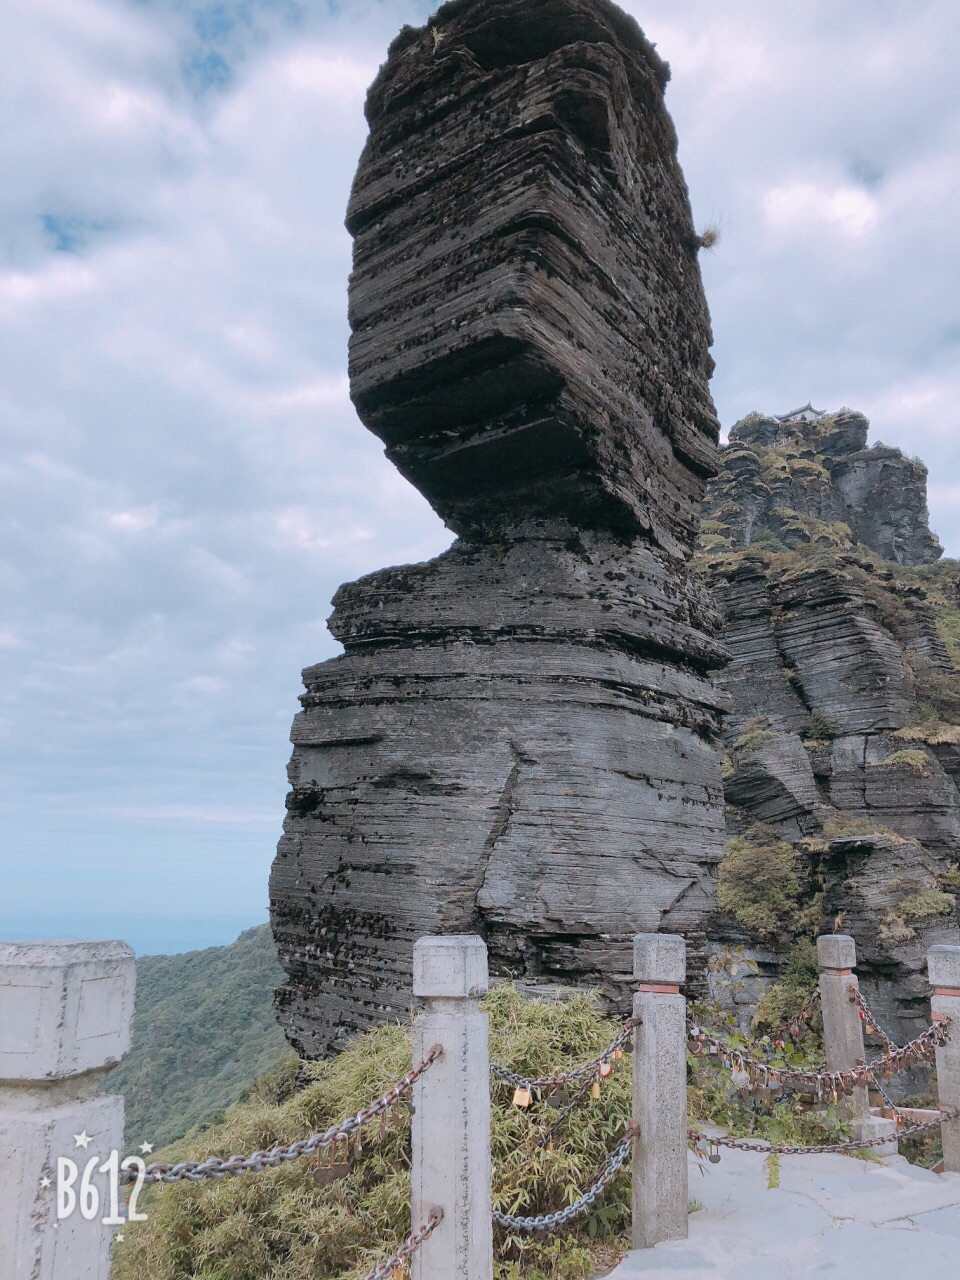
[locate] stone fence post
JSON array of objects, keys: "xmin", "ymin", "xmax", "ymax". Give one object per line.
[
  {"xmin": 631, "ymin": 932, "xmax": 687, "ymax": 1250},
  {"xmin": 0, "ymin": 940, "xmax": 136, "ymax": 1280},
  {"xmin": 817, "ymin": 934, "xmax": 869, "ymax": 1123},
  {"xmin": 928, "ymin": 944, "xmax": 960, "ymax": 1172},
  {"xmin": 817, "ymin": 934, "xmax": 895, "ymax": 1149},
  {"xmin": 411, "ymin": 935, "xmax": 492, "ymax": 1280}
]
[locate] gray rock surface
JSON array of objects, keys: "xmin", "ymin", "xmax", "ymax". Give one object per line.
[
  {"xmin": 270, "ymin": 0, "xmax": 729, "ymax": 1058},
  {"xmin": 706, "ymin": 408, "xmax": 942, "ymax": 566},
  {"xmin": 700, "ymin": 408, "xmax": 960, "ymax": 1041}
]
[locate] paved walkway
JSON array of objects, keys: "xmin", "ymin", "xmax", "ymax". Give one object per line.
[{"xmin": 609, "ymin": 1146, "xmax": 960, "ymax": 1278}]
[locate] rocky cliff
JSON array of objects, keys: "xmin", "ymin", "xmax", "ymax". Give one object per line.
[
  {"xmin": 700, "ymin": 407, "xmax": 960, "ymax": 1044},
  {"xmin": 270, "ymin": 0, "xmax": 730, "ymax": 1059}
]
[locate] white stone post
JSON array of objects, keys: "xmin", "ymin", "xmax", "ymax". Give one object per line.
[
  {"xmin": 411, "ymin": 935, "xmax": 492, "ymax": 1280},
  {"xmin": 817, "ymin": 935, "xmax": 869, "ymax": 1120},
  {"xmin": 0, "ymin": 940, "xmax": 136, "ymax": 1280},
  {"xmin": 928, "ymin": 944, "xmax": 960, "ymax": 1173},
  {"xmin": 631, "ymin": 932, "xmax": 687, "ymax": 1250},
  {"xmin": 817, "ymin": 934, "xmax": 895, "ymax": 1149}
]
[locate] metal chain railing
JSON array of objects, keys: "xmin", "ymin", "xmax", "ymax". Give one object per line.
[
  {"xmin": 122, "ymin": 1046, "xmax": 443, "ymax": 1186},
  {"xmin": 362, "ymin": 1208, "xmax": 443, "ymax": 1280},
  {"xmin": 756, "ymin": 989, "xmax": 822, "ymax": 1044},
  {"xmin": 689, "ymin": 1108, "xmax": 957, "ymax": 1160},
  {"xmin": 493, "ymin": 1124, "xmax": 638, "ymax": 1233},
  {"xmin": 849, "ymin": 986, "xmax": 900, "ymax": 1055},
  {"xmin": 531, "ymin": 1074, "xmax": 597, "ymax": 1150},
  {"xmin": 687, "ymin": 1017, "xmax": 950, "ymax": 1093},
  {"xmin": 874, "ymin": 1075, "xmax": 907, "ymax": 1124},
  {"xmin": 490, "ymin": 1017, "xmax": 640, "ymax": 1092}
]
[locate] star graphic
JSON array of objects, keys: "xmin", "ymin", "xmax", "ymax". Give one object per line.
[
  {"xmin": 116, "ymin": 1233, "xmax": 125, "ymax": 1243},
  {"xmin": 138, "ymin": 1141, "xmax": 154, "ymax": 1154},
  {"xmin": 74, "ymin": 1132, "xmax": 92, "ymax": 1149},
  {"xmin": 39, "ymin": 1176, "xmax": 52, "ymax": 1189}
]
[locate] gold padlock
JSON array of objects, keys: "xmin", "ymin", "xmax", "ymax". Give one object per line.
[
  {"xmin": 512, "ymin": 1086, "xmax": 533, "ymax": 1108},
  {"xmin": 590, "ymin": 1080, "xmax": 601, "ymax": 1100}
]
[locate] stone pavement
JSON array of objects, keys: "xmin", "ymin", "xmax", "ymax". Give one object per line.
[{"xmin": 608, "ymin": 1145, "xmax": 960, "ymax": 1278}]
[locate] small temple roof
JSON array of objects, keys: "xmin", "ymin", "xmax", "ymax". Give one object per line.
[{"xmin": 776, "ymin": 402, "xmax": 827, "ymax": 423}]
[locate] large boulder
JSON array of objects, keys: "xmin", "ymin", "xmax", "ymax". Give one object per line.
[{"xmin": 270, "ymin": 0, "xmax": 729, "ymax": 1058}]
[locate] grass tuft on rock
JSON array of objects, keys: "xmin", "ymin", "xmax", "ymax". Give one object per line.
[
  {"xmin": 113, "ymin": 985, "xmax": 635, "ymax": 1280},
  {"xmin": 717, "ymin": 826, "xmax": 801, "ymax": 938}
]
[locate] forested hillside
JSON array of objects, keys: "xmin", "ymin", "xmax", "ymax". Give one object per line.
[{"xmin": 106, "ymin": 924, "xmax": 290, "ymax": 1148}]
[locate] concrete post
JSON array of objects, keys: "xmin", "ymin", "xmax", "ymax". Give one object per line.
[
  {"xmin": 631, "ymin": 933, "xmax": 687, "ymax": 1250},
  {"xmin": 817, "ymin": 934, "xmax": 895, "ymax": 1149},
  {"xmin": 411, "ymin": 935, "xmax": 492, "ymax": 1280},
  {"xmin": 928, "ymin": 945, "xmax": 960, "ymax": 1173},
  {"xmin": 0, "ymin": 940, "xmax": 136, "ymax": 1280},
  {"xmin": 817, "ymin": 935, "xmax": 870, "ymax": 1122}
]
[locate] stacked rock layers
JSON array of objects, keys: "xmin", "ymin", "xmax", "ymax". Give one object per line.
[
  {"xmin": 701, "ymin": 410, "xmax": 960, "ymax": 1044},
  {"xmin": 270, "ymin": 0, "xmax": 729, "ymax": 1058}
]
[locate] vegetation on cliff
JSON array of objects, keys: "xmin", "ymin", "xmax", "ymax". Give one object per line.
[
  {"xmin": 698, "ymin": 406, "xmax": 960, "ymax": 1041},
  {"xmin": 114, "ymin": 982, "xmax": 836, "ymax": 1280},
  {"xmin": 106, "ymin": 925, "xmax": 289, "ymax": 1148}
]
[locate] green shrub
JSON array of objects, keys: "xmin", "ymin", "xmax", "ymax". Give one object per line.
[
  {"xmin": 734, "ymin": 729, "xmax": 775, "ymax": 752},
  {"xmin": 114, "ymin": 986, "xmax": 636, "ymax": 1280},
  {"xmin": 749, "ymin": 528, "xmax": 789, "ymax": 554},
  {"xmin": 900, "ymin": 891, "xmax": 956, "ymax": 921},
  {"xmin": 805, "ymin": 710, "xmax": 837, "ymax": 741},
  {"xmin": 877, "ymin": 749, "xmax": 931, "ymax": 772},
  {"xmin": 717, "ymin": 828, "xmax": 801, "ymax": 938},
  {"xmin": 753, "ymin": 941, "xmax": 821, "ymax": 1034},
  {"xmin": 733, "ymin": 716, "xmax": 776, "ymax": 753}
]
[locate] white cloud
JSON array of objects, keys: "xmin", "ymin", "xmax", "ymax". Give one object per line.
[
  {"xmin": 3, "ymin": 0, "xmax": 960, "ymax": 944},
  {"xmin": 183, "ymin": 676, "xmax": 225, "ymax": 695},
  {"xmin": 762, "ymin": 180, "xmax": 880, "ymax": 240},
  {"xmin": 108, "ymin": 507, "xmax": 159, "ymax": 533}
]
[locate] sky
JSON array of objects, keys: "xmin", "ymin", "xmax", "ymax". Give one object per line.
[{"xmin": 2, "ymin": 0, "xmax": 959, "ymax": 954}]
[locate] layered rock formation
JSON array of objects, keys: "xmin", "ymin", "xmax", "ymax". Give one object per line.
[
  {"xmin": 270, "ymin": 0, "xmax": 729, "ymax": 1058},
  {"xmin": 704, "ymin": 406, "xmax": 942, "ymax": 567},
  {"xmin": 700, "ymin": 408, "xmax": 960, "ymax": 1044}
]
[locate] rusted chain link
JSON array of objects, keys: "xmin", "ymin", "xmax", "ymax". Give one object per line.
[
  {"xmin": 362, "ymin": 1208, "xmax": 443, "ymax": 1280},
  {"xmin": 873, "ymin": 1076, "xmax": 907, "ymax": 1123},
  {"xmin": 531, "ymin": 1075, "xmax": 597, "ymax": 1150},
  {"xmin": 490, "ymin": 1018, "xmax": 640, "ymax": 1091},
  {"xmin": 687, "ymin": 1017, "xmax": 950, "ymax": 1094},
  {"xmin": 689, "ymin": 1108, "xmax": 958, "ymax": 1160},
  {"xmin": 849, "ymin": 986, "xmax": 900, "ymax": 1055},
  {"xmin": 493, "ymin": 1124, "xmax": 638, "ymax": 1232},
  {"xmin": 123, "ymin": 1046, "xmax": 443, "ymax": 1186}
]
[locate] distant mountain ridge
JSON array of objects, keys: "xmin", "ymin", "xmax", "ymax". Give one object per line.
[{"xmin": 106, "ymin": 924, "xmax": 289, "ymax": 1148}]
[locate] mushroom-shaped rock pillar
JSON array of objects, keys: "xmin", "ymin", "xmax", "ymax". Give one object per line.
[{"xmin": 270, "ymin": 0, "xmax": 730, "ymax": 1058}]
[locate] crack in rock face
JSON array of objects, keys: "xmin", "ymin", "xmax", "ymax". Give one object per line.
[{"xmin": 269, "ymin": 0, "xmax": 730, "ymax": 1059}]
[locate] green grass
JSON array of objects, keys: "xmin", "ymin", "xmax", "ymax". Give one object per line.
[{"xmin": 113, "ymin": 985, "xmax": 635, "ymax": 1280}]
